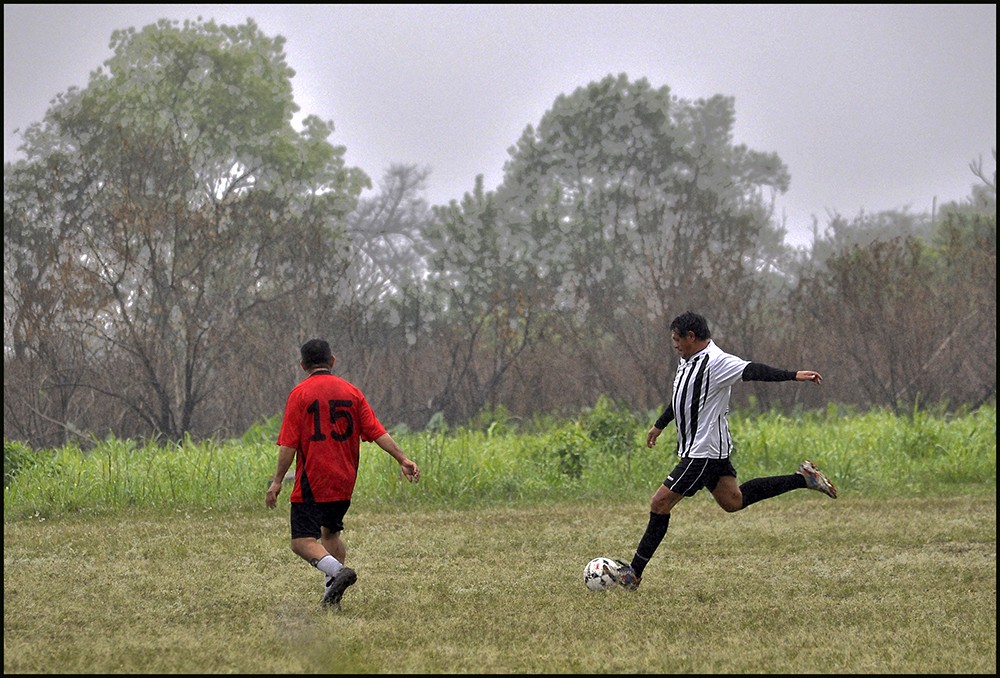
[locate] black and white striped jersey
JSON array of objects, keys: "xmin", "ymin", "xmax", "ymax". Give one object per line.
[{"xmin": 663, "ymin": 340, "xmax": 750, "ymax": 459}]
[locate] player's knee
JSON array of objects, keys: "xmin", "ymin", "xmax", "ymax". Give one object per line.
[
  {"xmin": 289, "ymin": 538, "xmax": 311, "ymax": 559},
  {"xmin": 716, "ymin": 493, "xmax": 743, "ymax": 512},
  {"xmin": 650, "ymin": 497, "xmax": 672, "ymax": 513}
]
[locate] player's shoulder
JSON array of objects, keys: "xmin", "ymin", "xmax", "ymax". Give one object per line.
[
  {"xmin": 705, "ymin": 340, "xmax": 730, "ymax": 358},
  {"xmin": 707, "ymin": 340, "xmax": 748, "ymax": 364},
  {"xmin": 325, "ymin": 374, "xmax": 367, "ymax": 399}
]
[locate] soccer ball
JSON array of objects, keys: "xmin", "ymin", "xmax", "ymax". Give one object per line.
[{"xmin": 583, "ymin": 557, "xmax": 620, "ymax": 591}]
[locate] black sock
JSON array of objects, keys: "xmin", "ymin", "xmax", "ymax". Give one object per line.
[
  {"xmin": 631, "ymin": 512, "xmax": 670, "ymax": 577},
  {"xmin": 740, "ymin": 473, "xmax": 807, "ymax": 509}
]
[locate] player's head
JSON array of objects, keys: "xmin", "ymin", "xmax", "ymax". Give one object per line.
[
  {"xmin": 670, "ymin": 311, "xmax": 711, "ymax": 341},
  {"xmin": 300, "ymin": 339, "xmax": 333, "ymax": 369}
]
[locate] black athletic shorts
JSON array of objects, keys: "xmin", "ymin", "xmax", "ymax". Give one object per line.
[
  {"xmin": 290, "ymin": 500, "xmax": 351, "ymax": 539},
  {"xmin": 663, "ymin": 457, "xmax": 738, "ymax": 496}
]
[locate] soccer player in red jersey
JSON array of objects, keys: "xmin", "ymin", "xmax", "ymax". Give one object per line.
[{"xmin": 266, "ymin": 339, "xmax": 420, "ymax": 609}]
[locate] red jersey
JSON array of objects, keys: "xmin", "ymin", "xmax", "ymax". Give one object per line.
[{"xmin": 276, "ymin": 371, "xmax": 387, "ymax": 502}]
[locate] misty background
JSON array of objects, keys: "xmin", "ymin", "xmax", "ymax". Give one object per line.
[
  {"xmin": 5, "ymin": 4, "xmax": 997, "ymax": 247},
  {"xmin": 3, "ymin": 5, "xmax": 996, "ymax": 448}
]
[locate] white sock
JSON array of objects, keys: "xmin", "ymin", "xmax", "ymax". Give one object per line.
[{"xmin": 314, "ymin": 554, "xmax": 344, "ymax": 581}]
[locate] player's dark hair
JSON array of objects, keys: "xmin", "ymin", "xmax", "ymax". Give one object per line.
[
  {"xmin": 670, "ymin": 311, "xmax": 711, "ymax": 340},
  {"xmin": 300, "ymin": 339, "xmax": 333, "ymax": 369}
]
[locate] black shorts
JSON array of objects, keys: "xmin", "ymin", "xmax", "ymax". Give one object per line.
[
  {"xmin": 290, "ymin": 500, "xmax": 351, "ymax": 539},
  {"xmin": 663, "ymin": 457, "xmax": 737, "ymax": 496}
]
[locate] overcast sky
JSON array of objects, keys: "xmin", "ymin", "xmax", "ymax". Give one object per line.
[{"xmin": 4, "ymin": 4, "xmax": 996, "ymax": 246}]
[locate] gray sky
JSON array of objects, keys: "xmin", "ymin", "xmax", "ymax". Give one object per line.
[{"xmin": 4, "ymin": 4, "xmax": 996, "ymax": 246}]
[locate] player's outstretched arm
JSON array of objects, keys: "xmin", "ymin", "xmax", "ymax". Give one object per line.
[{"xmin": 743, "ymin": 363, "xmax": 822, "ymax": 384}]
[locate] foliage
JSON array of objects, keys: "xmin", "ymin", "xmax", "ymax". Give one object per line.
[
  {"xmin": 418, "ymin": 73, "xmax": 797, "ymax": 426},
  {"xmin": 3, "ymin": 14, "xmax": 995, "ymax": 448},
  {"xmin": 466, "ymin": 403, "xmax": 517, "ymax": 436},
  {"xmin": 4, "ymin": 17, "xmax": 368, "ymax": 443},
  {"xmin": 580, "ymin": 394, "xmax": 643, "ymax": 477},
  {"xmin": 793, "ymin": 205, "xmax": 996, "ymax": 414},
  {"xmin": 3, "ymin": 404, "xmax": 994, "ymax": 521},
  {"xmin": 239, "ymin": 413, "xmax": 282, "ymax": 445},
  {"xmin": 583, "ymin": 394, "xmax": 642, "ymax": 455},
  {"xmin": 420, "ymin": 177, "xmax": 554, "ymax": 423},
  {"xmin": 547, "ymin": 423, "xmax": 591, "ymax": 480},
  {"xmin": 4, "ymin": 439, "xmax": 48, "ymax": 487}
]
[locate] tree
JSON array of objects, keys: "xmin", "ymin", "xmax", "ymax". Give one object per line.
[
  {"xmin": 795, "ymin": 237, "xmax": 942, "ymax": 412},
  {"xmin": 492, "ymin": 74, "xmax": 793, "ymax": 408},
  {"xmin": 929, "ymin": 151, "xmax": 996, "ymax": 408},
  {"xmin": 791, "ymin": 153, "xmax": 996, "ymax": 413},
  {"xmin": 319, "ymin": 164, "xmax": 439, "ymax": 426},
  {"xmin": 4, "ymin": 18, "xmax": 368, "ymax": 443},
  {"xmin": 793, "ymin": 222, "xmax": 995, "ymax": 412},
  {"xmin": 418, "ymin": 176, "xmax": 556, "ymax": 424}
]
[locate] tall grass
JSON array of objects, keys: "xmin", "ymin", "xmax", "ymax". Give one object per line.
[{"xmin": 4, "ymin": 402, "xmax": 995, "ymax": 521}]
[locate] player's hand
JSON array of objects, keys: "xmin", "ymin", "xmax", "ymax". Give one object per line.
[
  {"xmin": 400, "ymin": 459, "xmax": 420, "ymax": 483},
  {"xmin": 796, "ymin": 370, "xmax": 823, "ymax": 384},
  {"xmin": 265, "ymin": 480, "xmax": 281, "ymax": 508},
  {"xmin": 646, "ymin": 426, "xmax": 662, "ymax": 448}
]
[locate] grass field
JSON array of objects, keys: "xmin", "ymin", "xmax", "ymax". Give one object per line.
[
  {"xmin": 4, "ymin": 404, "xmax": 995, "ymax": 673},
  {"xmin": 4, "ymin": 494, "xmax": 995, "ymax": 674}
]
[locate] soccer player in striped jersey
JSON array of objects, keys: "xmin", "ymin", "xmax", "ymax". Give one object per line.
[{"xmin": 614, "ymin": 311, "xmax": 837, "ymax": 590}]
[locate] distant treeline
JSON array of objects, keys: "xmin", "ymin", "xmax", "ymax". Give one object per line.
[{"xmin": 3, "ymin": 19, "xmax": 996, "ymax": 447}]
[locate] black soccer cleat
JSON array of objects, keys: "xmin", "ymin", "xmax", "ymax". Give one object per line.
[{"xmin": 321, "ymin": 567, "xmax": 357, "ymax": 610}]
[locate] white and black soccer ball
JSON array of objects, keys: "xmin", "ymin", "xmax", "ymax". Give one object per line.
[{"xmin": 583, "ymin": 556, "xmax": 620, "ymax": 591}]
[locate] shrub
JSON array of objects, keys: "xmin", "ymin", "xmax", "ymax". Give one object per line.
[{"xmin": 4, "ymin": 439, "xmax": 47, "ymax": 487}]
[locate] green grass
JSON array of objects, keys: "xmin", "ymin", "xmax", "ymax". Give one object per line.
[
  {"xmin": 3, "ymin": 496, "xmax": 995, "ymax": 673},
  {"xmin": 4, "ymin": 403, "xmax": 996, "ymax": 520},
  {"xmin": 3, "ymin": 404, "xmax": 996, "ymax": 673}
]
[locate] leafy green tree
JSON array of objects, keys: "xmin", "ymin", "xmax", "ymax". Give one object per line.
[
  {"xmin": 419, "ymin": 177, "xmax": 556, "ymax": 423},
  {"xmin": 496, "ymin": 74, "xmax": 792, "ymax": 407},
  {"xmin": 499, "ymin": 75, "xmax": 788, "ymax": 289},
  {"xmin": 4, "ymin": 18, "xmax": 368, "ymax": 443}
]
